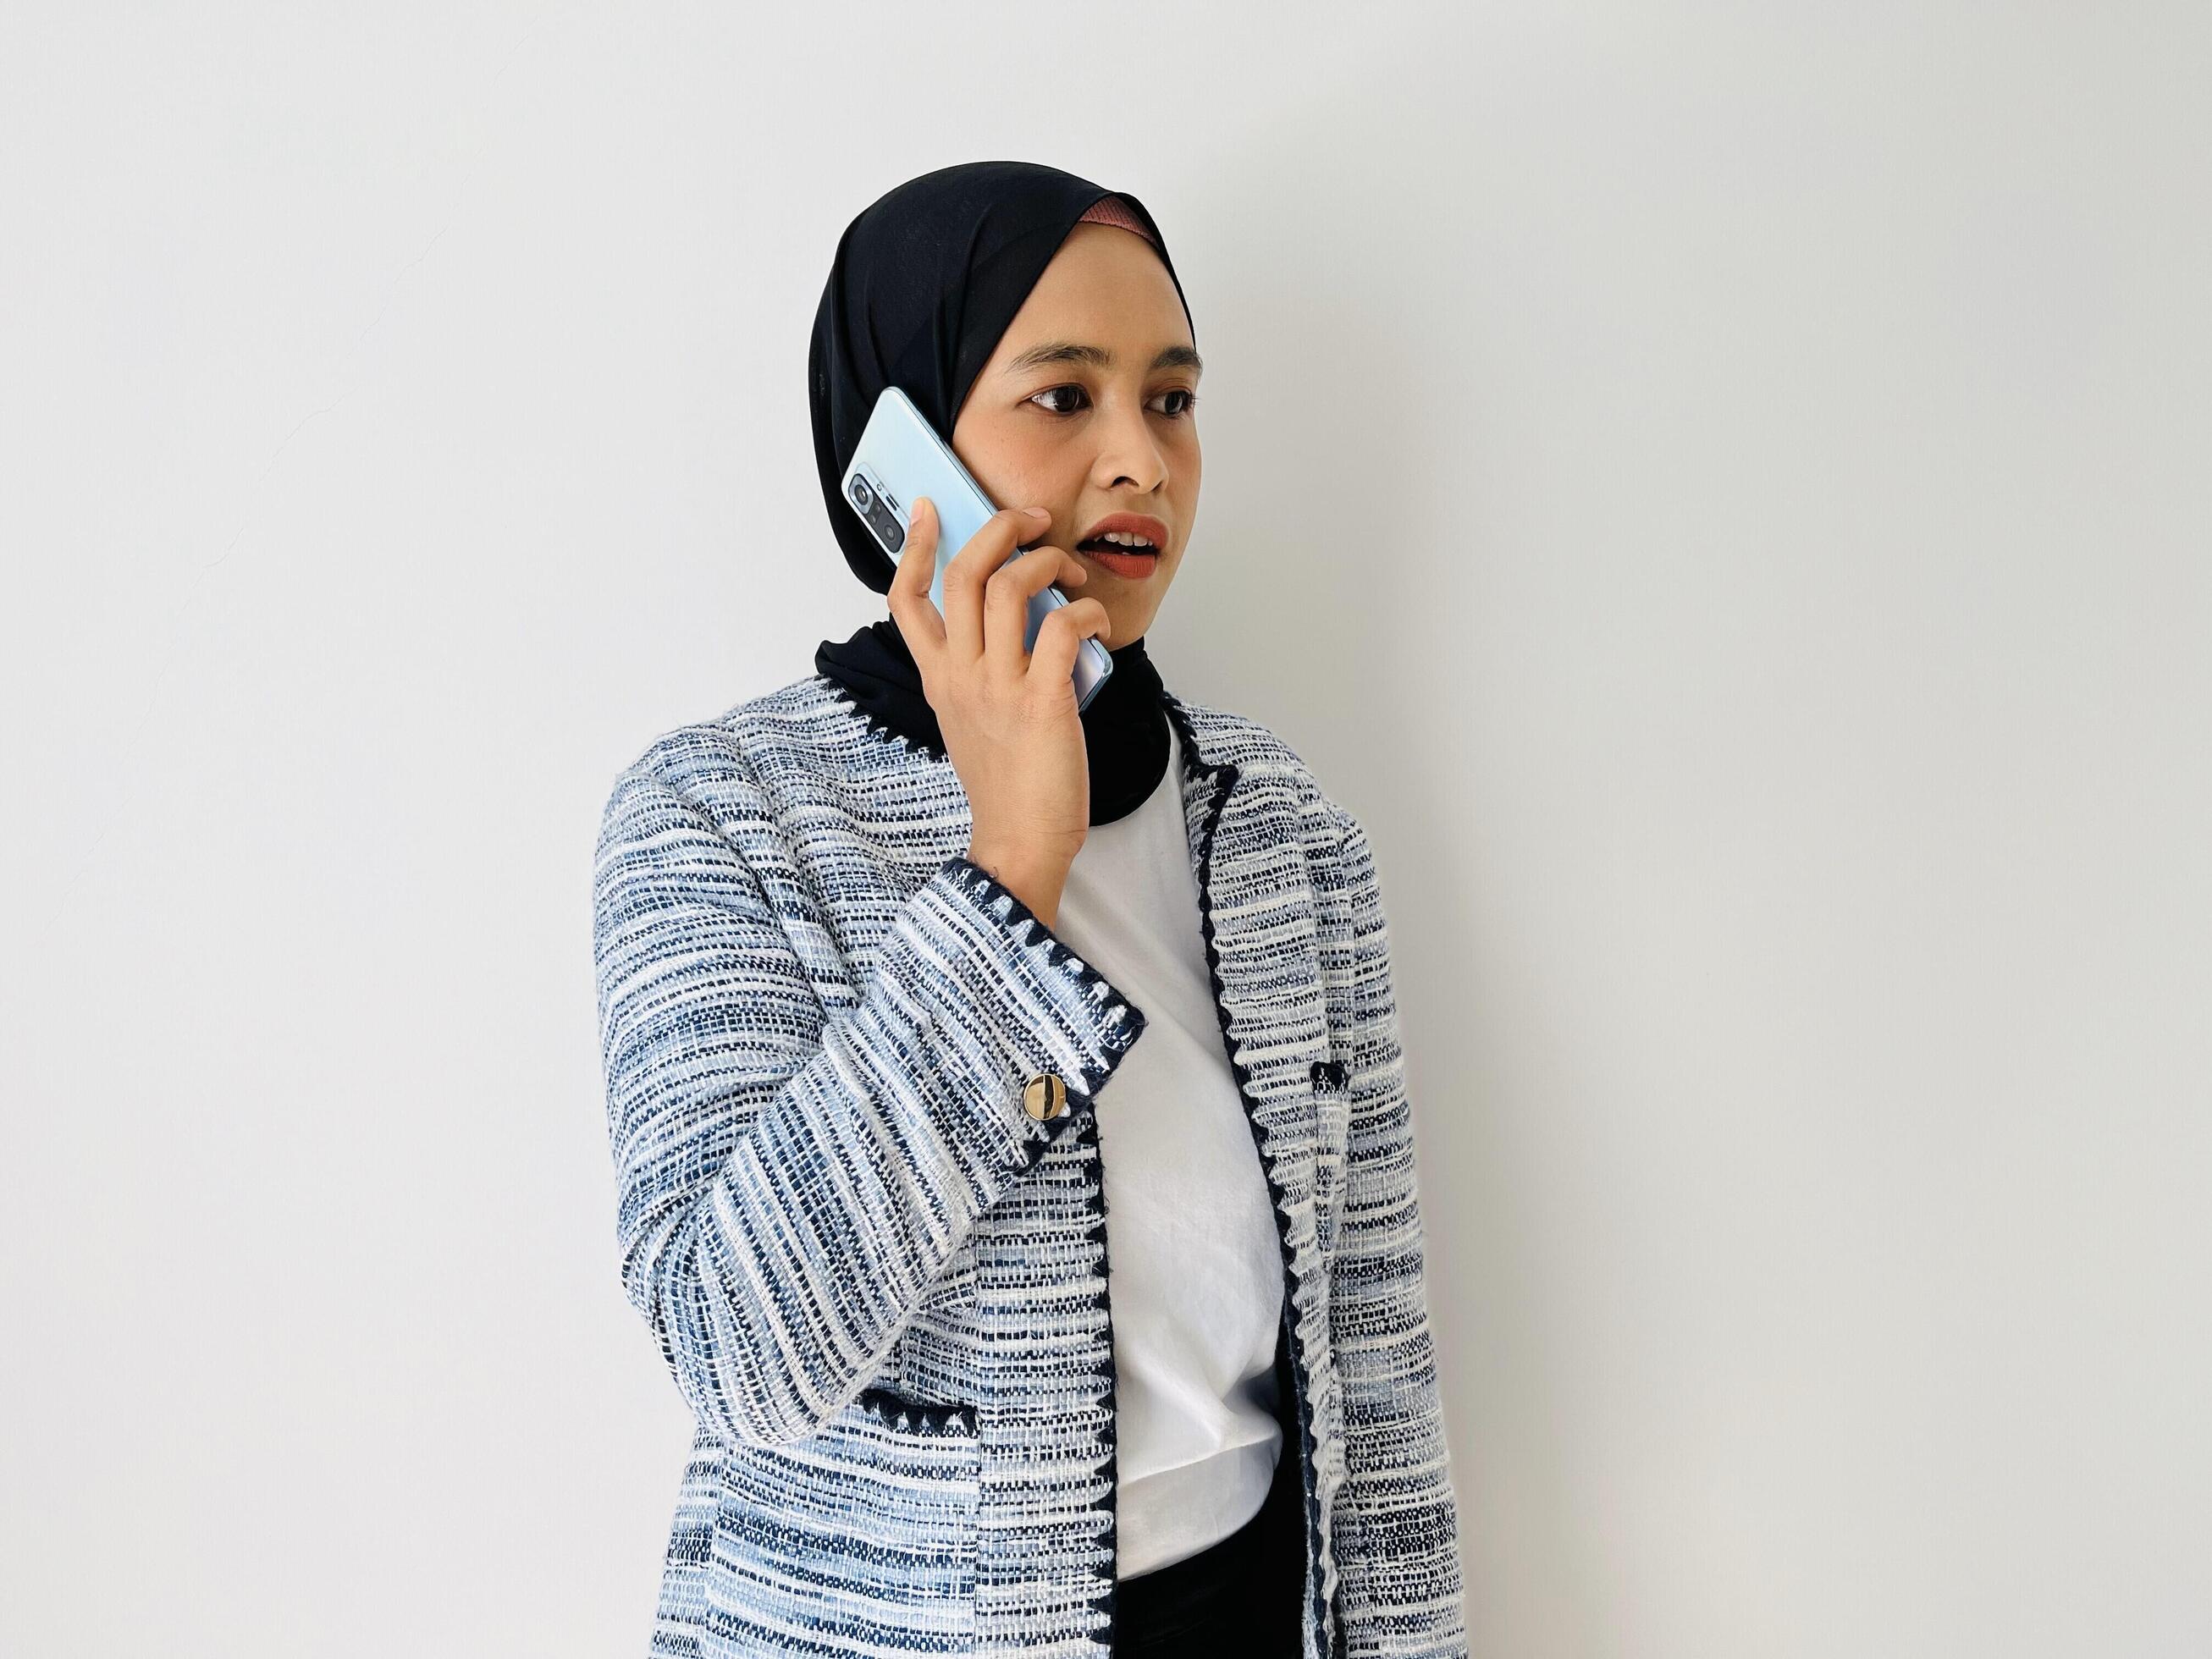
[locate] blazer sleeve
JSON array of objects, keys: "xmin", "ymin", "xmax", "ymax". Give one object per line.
[
  {"xmin": 593, "ymin": 761, "xmax": 1148, "ymax": 1449},
  {"xmin": 1320, "ymin": 803, "xmax": 1471, "ymax": 1659}
]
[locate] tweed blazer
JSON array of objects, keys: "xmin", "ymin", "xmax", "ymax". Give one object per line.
[{"xmin": 592, "ymin": 670, "xmax": 1469, "ymax": 1659}]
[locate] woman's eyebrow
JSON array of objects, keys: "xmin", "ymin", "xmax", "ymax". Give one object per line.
[{"xmin": 1003, "ymin": 341, "xmax": 1204, "ymax": 377}]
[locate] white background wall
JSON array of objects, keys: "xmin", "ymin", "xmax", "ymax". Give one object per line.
[{"xmin": 5, "ymin": 3, "xmax": 2207, "ymax": 1654}]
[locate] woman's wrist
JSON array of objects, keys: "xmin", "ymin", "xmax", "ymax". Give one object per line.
[{"xmin": 963, "ymin": 841, "xmax": 1069, "ymax": 931}]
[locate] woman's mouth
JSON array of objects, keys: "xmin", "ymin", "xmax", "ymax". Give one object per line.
[{"xmin": 1073, "ymin": 511, "xmax": 1168, "ymax": 579}]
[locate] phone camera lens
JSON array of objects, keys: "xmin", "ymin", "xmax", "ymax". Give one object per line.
[{"xmin": 849, "ymin": 477, "xmax": 874, "ymax": 509}]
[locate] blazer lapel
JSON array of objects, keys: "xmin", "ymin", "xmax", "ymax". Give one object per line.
[
  {"xmin": 1164, "ymin": 689, "xmax": 1331, "ymax": 1298},
  {"xmin": 1163, "ymin": 687, "xmax": 1349, "ymax": 1649}
]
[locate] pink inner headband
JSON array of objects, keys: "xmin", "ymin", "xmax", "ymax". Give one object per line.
[{"xmin": 1077, "ymin": 195, "xmax": 1157, "ymax": 246}]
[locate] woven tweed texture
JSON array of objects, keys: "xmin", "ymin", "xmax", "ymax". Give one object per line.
[{"xmin": 593, "ymin": 671, "xmax": 1469, "ymax": 1659}]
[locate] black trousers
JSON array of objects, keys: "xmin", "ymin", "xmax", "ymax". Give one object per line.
[{"xmin": 1112, "ymin": 1340, "xmax": 1309, "ymax": 1658}]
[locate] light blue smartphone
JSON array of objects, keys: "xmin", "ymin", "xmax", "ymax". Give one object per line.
[{"xmin": 840, "ymin": 386, "xmax": 1113, "ymax": 710}]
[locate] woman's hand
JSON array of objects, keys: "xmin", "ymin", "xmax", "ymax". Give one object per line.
[{"xmin": 888, "ymin": 496, "xmax": 1110, "ymax": 929}]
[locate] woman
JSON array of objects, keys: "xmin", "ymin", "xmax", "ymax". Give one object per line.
[{"xmin": 593, "ymin": 161, "xmax": 1468, "ymax": 1659}]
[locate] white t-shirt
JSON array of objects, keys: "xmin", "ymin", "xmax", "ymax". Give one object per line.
[{"xmin": 1049, "ymin": 719, "xmax": 1288, "ymax": 1579}]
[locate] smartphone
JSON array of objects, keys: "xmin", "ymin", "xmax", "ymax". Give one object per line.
[{"xmin": 840, "ymin": 385, "xmax": 1113, "ymax": 710}]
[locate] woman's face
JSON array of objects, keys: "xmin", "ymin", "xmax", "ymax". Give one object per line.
[{"xmin": 950, "ymin": 223, "xmax": 1201, "ymax": 650}]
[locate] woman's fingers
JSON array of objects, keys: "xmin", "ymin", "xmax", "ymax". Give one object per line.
[
  {"xmin": 941, "ymin": 506, "xmax": 1051, "ymax": 662},
  {"xmin": 1024, "ymin": 592, "xmax": 1109, "ymax": 686},
  {"xmin": 886, "ymin": 495, "xmax": 946, "ymax": 662},
  {"xmin": 896, "ymin": 501, "xmax": 1098, "ymax": 691},
  {"xmin": 985, "ymin": 543, "xmax": 1090, "ymax": 678}
]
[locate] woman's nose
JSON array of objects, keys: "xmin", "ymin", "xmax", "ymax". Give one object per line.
[{"xmin": 1090, "ymin": 396, "xmax": 1169, "ymax": 493}]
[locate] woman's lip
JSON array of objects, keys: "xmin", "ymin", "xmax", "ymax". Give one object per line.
[{"xmin": 1079, "ymin": 545, "xmax": 1160, "ymax": 578}]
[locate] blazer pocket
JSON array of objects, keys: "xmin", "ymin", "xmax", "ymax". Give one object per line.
[{"xmin": 709, "ymin": 1386, "xmax": 982, "ymax": 1648}]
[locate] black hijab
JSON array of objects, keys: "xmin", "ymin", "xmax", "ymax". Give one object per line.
[{"xmin": 809, "ymin": 161, "xmax": 1194, "ymax": 824}]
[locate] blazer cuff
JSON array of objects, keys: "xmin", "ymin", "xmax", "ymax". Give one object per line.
[{"xmin": 880, "ymin": 854, "xmax": 1149, "ymax": 1170}]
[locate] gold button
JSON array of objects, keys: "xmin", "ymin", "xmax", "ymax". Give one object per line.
[{"xmin": 1023, "ymin": 1072, "xmax": 1069, "ymax": 1122}]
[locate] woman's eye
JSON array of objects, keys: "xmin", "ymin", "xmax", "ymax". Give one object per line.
[{"xmin": 1027, "ymin": 385, "xmax": 1200, "ymax": 419}]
